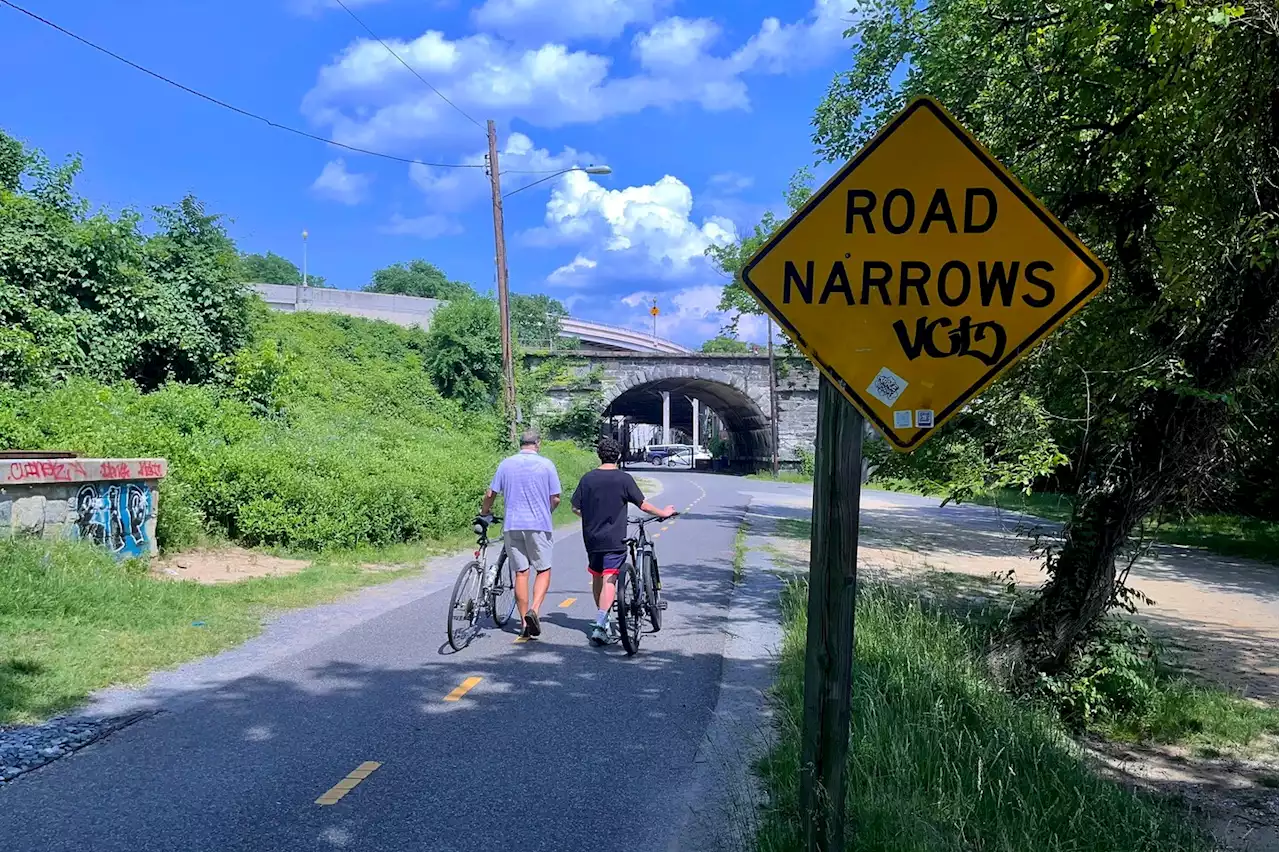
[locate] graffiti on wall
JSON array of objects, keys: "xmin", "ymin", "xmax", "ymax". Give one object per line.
[{"xmin": 72, "ymin": 482, "xmax": 152, "ymax": 557}]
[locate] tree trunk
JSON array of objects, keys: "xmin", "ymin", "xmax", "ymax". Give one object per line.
[{"xmin": 988, "ymin": 387, "xmax": 1229, "ymax": 683}]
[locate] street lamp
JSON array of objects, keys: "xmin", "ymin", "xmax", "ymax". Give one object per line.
[
  {"xmin": 301, "ymin": 230, "xmax": 309, "ymax": 287},
  {"xmin": 503, "ymin": 165, "xmax": 612, "ymax": 199},
  {"xmin": 485, "ymin": 116, "xmax": 613, "ymax": 444}
]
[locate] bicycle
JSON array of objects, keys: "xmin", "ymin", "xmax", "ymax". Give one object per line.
[
  {"xmin": 446, "ymin": 515, "xmax": 516, "ymax": 651},
  {"xmin": 616, "ymin": 513, "xmax": 678, "ymax": 656}
]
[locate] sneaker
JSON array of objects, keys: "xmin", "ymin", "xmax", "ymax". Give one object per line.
[
  {"xmin": 524, "ymin": 610, "xmax": 541, "ymax": 638},
  {"xmin": 589, "ymin": 624, "xmax": 609, "ymax": 646}
]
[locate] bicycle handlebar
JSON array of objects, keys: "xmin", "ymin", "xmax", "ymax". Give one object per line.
[{"xmin": 628, "ymin": 512, "xmax": 680, "ymax": 526}]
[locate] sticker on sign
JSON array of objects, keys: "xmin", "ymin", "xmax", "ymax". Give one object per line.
[
  {"xmin": 866, "ymin": 367, "xmax": 907, "ymax": 406},
  {"xmin": 893, "ymin": 410, "xmax": 912, "ymax": 429},
  {"xmin": 738, "ymin": 96, "xmax": 1109, "ymax": 451}
]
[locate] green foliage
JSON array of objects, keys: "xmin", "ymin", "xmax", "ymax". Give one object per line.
[
  {"xmin": 1033, "ymin": 618, "xmax": 1277, "ymax": 747},
  {"xmin": 545, "ymin": 397, "xmax": 603, "ymax": 447},
  {"xmin": 869, "ymin": 390, "xmax": 1068, "ymax": 500},
  {"xmin": 364, "ymin": 259, "xmax": 473, "ymax": 300},
  {"xmin": 794, "ymin": 446, "xmax": 815, "ymax": 478},
  {"xmin": 0, "ymin": 130, "xmax": 250, "ymax": 391},
  {"xmin": 700, "ymin": 335, "xmax": 754, "ymax": 354},
  {"xmin": 511, "ymin": 292, "xmax": 569, "ymax": 349},
  {"xmin": 754, "ymin": 580, "xmax": 1208, "ymax": 851},
  {"xmin": 423, "ymin": 296, "xmax": 502, "ymax": 409},
  {"xmin": 1, "ymin": 311, "xmax": 515, "ymax": 551},
  {"xmin": 239, "ymin": 251, "xmax": 326, "ymax": 288}
]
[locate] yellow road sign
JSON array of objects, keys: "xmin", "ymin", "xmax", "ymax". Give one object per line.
[{"xmin": 741, "ymin": 96, "xmax": 1109, "ymax": 451}]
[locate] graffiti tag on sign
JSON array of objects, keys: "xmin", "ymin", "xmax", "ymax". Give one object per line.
[
  {"xmin": 6, "ymin": 460, "xmax": 89, "ymax": 483},
  {"xmin": 72, "ymin": 482, "xmax": 152, "ymax": 558},
  {"xmin": 739, "ymin": 96, "xmax": 1109, "ymax": 450}
]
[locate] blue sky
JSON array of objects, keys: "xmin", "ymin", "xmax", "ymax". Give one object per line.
[{"xmin": 1, "ymin": 0, "xmax": 854, "ymax": 347}]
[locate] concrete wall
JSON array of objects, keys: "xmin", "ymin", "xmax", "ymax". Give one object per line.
[
  {"xmin": 253, "ymin": 283, "xmax": 443, "ymax": 329},
  {"xmin": 1, "ymin": 458, "xmax": 168, "ymax": 557}
]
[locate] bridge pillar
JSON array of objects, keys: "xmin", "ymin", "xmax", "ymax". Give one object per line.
[
  {"xmin": 661, "ymin": 391, "xmax": 671, "ymax": 444},
  {"xmin": 690, "ymin": 398, "xmax": 699, "ymax": 450}
]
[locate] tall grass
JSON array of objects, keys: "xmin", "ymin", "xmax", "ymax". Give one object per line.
[{"xmin": 753, "ymin": 581, "xmax": 1208, "ymax": 851}]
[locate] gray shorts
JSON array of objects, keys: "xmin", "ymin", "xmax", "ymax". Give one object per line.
[{"xmin": 504, "ymin": 530, "xmax": 553, "ymax": 573}]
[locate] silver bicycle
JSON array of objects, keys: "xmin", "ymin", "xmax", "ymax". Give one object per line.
[{"xmin": 446, "ymin": 516, "xmax": 516, "ymax": 651}]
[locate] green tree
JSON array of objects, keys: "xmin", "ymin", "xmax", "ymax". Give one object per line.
[
  {"xmin": 0, "ymin": 130, "xmax": 250, "ymax": 390},
  {"xmin": 816, "ymin": 0, "xmax": 1277, "ymax": 679},
  {"xmin": 700, "ymin": 336, "xmax": 751, "ymax": 354},
  {"xmin": 423, "ymin": 296, "xmax": 502, "ymax": 409},
  {"xmin": 365, "ymin": 259, "xmax": 472, "ymax": 300},
  {"xmin": 239, "ymin": 251, "xmax": 327, "ymax": 288},
  {"xmin": 511, "ymin": 292, "xmax": 569, "ymax": 349}
]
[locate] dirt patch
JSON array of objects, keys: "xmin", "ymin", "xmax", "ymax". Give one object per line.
[
  {"xmin": 1087, "ymin": 737, "xmax": 1280, "ymax": 852},
  {"xmin": 151, "ymin": 547, "xmax": 311, "ymax": 584}
]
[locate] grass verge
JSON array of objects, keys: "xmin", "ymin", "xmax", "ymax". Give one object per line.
[
  {"xmin": 733, "ymin": 521, "xmax": 748, "ymax": 583},
  {"xmin": 746, "ymin": 471, "xmax": 814, "ymax": 484},
  {"xmin": 0, "ymin": 537, "xmax": 422, "ymax": 725},
  {"xmin": 753, "ymin": 579, "xmax": 1209, "ymax": 851}
]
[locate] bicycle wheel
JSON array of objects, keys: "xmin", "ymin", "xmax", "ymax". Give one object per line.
[
  {"xmin": 642, "ymin": 549, "xmax": 662, "ymax": 632},
  {"xmin": 447, "ymin": 560, "xmax": 483, "ymax": 651},
  {"xmin": 491, "ymin": 550, "xmax": 516, "ymax": 628},
  {"xmin": 616, "ymin": 560, "xmax": 643, "ymax": 655}
]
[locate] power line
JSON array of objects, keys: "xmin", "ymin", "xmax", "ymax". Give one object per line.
[
  {"xmin": 0, "ymin": 0, "xmax": 484, "ymax": 170},
  {"xmin": 331, "ymin": 0, "xmax": 485, "ymax": 133}
]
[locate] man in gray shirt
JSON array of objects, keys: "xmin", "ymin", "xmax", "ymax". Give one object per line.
[{"xmin": 480, "ymin": 429, "xmax": 561, "ymax": 638}]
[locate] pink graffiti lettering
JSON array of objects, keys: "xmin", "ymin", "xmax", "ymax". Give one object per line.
[
  {"xmin": 99, "ymin": 461, "xmax": 133, "ymax": 480},
  {"xmin": 69, "ymin": 461, "xmax": 87, "ymax": 480},
  {"xmin": 138, "ymin": 461, "xmax": 163, "ymax": 479}
]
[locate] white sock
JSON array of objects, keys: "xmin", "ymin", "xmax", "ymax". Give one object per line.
[{"xmin": 595, "ymin": 609, "xmax": 608, "ymax": 627}]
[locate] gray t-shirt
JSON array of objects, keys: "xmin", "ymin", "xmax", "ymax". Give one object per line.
[{"xmin": 489, "ymin": 450, "xmax": 561, "ymax": 532}]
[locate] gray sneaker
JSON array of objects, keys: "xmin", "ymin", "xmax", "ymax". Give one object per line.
[{"xmin": 589, "ymin": 624, "xmax": 609, "ymax": 646}]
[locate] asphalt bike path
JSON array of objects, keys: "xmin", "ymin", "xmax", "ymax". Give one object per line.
[{"xmin": 0, "ymin": 473, "xmax": 759, "ymax": 852}]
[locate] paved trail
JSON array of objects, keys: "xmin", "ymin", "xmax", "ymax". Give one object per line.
[{"xmin": 0, "ymin": 473, "xmax": 788, "ymax": 852}]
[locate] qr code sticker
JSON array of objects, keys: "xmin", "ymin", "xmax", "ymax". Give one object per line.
[
  {"xmin": 915, "ymin": 410, "xmax": 935, "ymax": 428},
  {"xmin": 866, "ymin": 367, "xmax": 908, "ymax": 406},
  {"xmin": 893, "ymin": 410, "xmax": 912, "ymax": 429}
]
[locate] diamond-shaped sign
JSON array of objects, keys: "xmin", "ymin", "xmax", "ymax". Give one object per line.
[{"xmin": 741, "ymin": 97, "xmax": 1109, "ymax": 451}]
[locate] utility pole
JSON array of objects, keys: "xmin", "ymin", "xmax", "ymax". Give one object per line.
[
  {"xmin": 768, "ymin": 316, "xmax": 780, "ymax": 477},
  {"xmin": 650, "ymin": 298, "xmax": 659, "ymax": 341},
  {"xmin": 486, "ymin": 119, "xmax": 518, "ymax": 445}
]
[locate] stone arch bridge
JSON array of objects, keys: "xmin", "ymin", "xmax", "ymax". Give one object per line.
[{"xmin": 530, "ymin": 352, "xmax": 824, "ymax": 467}]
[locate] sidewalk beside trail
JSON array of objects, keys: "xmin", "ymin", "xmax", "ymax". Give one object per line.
[{"xmin": 670, "ymin": 493, "xmax": 792, "ymax": 852}]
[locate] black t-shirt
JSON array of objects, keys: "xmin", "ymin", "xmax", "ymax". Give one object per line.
[{"xmin": 571, "ymin": 467, "xmax": 645, "ymax": 553}]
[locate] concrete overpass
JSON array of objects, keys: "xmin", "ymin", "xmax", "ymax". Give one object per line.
[{"xmin": 250, "ymin": 284, "xmax": 691, "ymax": 355}]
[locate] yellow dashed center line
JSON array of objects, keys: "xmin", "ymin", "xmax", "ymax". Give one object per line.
[
  {"xmin": 444, "ymin": 676, "xmax": 483, "ymax": 701},
  {"xmin": 513, "ymin": 635, "xmax": 529, "ymax": 643},
  {"xmin": 559, "ymin": 597, "xmax": 576, "ymax": 607},
  {"xmin": 316, "ymin": 761, "xmax": 381, "ymax": 806}
]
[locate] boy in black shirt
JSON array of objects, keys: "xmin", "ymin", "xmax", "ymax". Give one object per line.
[{"xmin": 571, "ymin": 437, "xmax": 676, "ymax": 645}]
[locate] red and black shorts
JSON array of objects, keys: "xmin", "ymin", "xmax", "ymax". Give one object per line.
[{"xmin": 586, "ymin": 551, "xmax": 627, "ymax": 577}]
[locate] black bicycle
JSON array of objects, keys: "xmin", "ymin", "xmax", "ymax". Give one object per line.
[
  {"xmin": 446, "ymin": 516, "xmax": 516, "ymax": 651},
  {"xmin": 616, "ymin": 513, "xmax": 677, "ymax": 656}
]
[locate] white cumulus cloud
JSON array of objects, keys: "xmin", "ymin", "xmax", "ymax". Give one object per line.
[
  {"xmin": 473, "ymin": 0, "xmax": 671, "ymax": 44},
  {"xmin": 311, "ymin": 158, "xmax": 373, "ymax": 204},
  {"xmin": 528, "ymin": 171, "xmax": 736, "ymax": 284},
  {"xmin": 301, "ymin": 0, "xmax": 851, "ymax": 153}
]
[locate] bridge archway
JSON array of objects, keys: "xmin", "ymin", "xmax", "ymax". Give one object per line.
[{"xmin": 601, "ymin": 365, "xmax": 771, "ymax": 465}]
